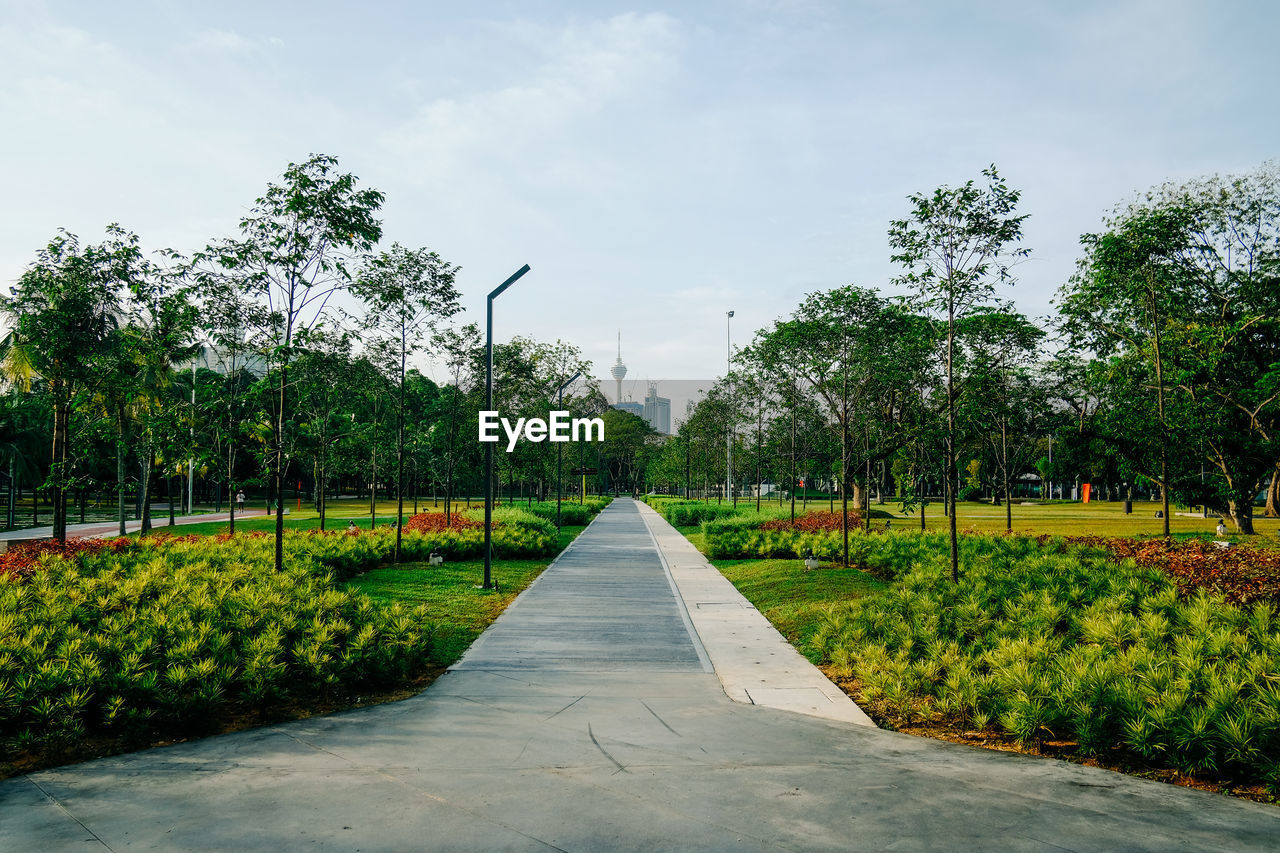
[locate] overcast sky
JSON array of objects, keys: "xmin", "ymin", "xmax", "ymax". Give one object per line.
[{"xmin": 2, "ymin": 0, "xmax": 1276, "ymax": 385}]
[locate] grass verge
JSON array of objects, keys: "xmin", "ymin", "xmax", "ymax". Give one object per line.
[{"xmin": 342, "ymin": 526, "xmax": 583, "ymax": 666}]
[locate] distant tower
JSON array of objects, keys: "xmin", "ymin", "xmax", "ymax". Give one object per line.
[{"xmin": 610, "ymin": 330, "xmax": 627, "ymax": 404}]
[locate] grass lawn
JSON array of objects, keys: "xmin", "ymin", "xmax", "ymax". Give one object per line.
[
  {"xmin": 131, "ymin": 498, "xmax": 514, "ymax": 538},
  {"xmin": 341, "ymin": 525, "xmax": 584, "ymax": 666},
  {"xmin": 712, "ymin": 557, "xmax": 887, "ymax": 663},
  {"xmin": 714, "ymin": 495, "xmax": 1280, "ymax": 540}
]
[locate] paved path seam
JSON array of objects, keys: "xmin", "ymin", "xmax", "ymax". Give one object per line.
[{"xmin": 636, "ymin": 500, "xmax": 876, "ymax": 726}]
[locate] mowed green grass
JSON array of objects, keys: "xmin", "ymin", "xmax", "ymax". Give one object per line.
[
  {"xmin": 755, "ymin": 497, "xmax": 1280, "ymax": 540},
  {"xmin": 132, "ymin": 498, "xmax": 502, "ymax": 538},
  {"xmin": 341, "ymin": 525, "xmax": 585, "ymax": 666},
  {"xmin": 713, "ymin": 557, "xmax": 887, "ymax": 664}
]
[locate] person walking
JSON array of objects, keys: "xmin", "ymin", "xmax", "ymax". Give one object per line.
[{"xmin": 236, "ymin": 490, "xmax": 246, "ymax": 512}]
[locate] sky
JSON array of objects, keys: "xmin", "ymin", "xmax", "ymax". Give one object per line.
[{"xmin": 2, "ymin": 0, "xmax": 1277, "ymax": 389}]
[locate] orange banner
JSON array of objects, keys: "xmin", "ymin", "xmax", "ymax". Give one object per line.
[{"xmin": 1082, "ymin": 483, "xmax": 1091, "ymax": 503}]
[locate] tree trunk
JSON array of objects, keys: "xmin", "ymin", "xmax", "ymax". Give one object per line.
[
  {"xmin": 274, "ymin": 360, "xmax": 287, "ymax": 571},
  {"xmin": 1228, "ymin": 498, "xmax": 1256, "ymax": 535},
  {"xmin": 140, "ymin": 451, "xmax": 153, "ymax": 535},
  {"xmin": 367, "ymin": 443, "xmax": 378, "ymax": 530},
  {"xmin": 227, "ymin": 434, "xmax": 236, "ymax": 536},
  {"xmin": 319, "ymin": 459, "xmax": 327, "ymax": 532},
  {"xmin": 840, "ymin": 397, "xmax": 849, "ymax": 568},
  {"xmin": 920, "ymin": 477, "xmax": 926, "ymax": 532},
  {"xmin": 51, "ymin": 398, "xmax": 68, "ymax": 541},
  {"xmin": 946, "ymin": 294, "xmax": 959, "ymax": 582},
  {"xmin": 1148, "ymin": 286, "xmax": 1171, "ymax": 538},
  {"xmin": 1003, "ymin": 418, "xmax": 1012, "ymax": 532},
  {"xmin": 6, "ymin": 456, "xmax": 14, "ymax": 530},
  {"xmin": 117, "ymin": 417, "xmax": 127, "ymax": 537},
  {"xmin": 394, "ymin": 345, "xmax": 406, "ymax": 563},
  {"xmin": 169, "ymin": 475, "xmax": 176, "ymax": 526},
  {"xmin": 1265, "ymin": 467, "xmax": 1280, "ymax": 518}
]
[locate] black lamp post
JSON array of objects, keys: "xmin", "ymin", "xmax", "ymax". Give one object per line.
[
  {"xmin": 484, "ymin": 264, "xmax": 531, "ymax": 590},
  {"xmin": 555, "ymin": 371, "xmax": 581, "ymax": 532}
]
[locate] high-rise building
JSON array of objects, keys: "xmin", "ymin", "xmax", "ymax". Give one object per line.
[
  {"xmin": 643, "ymin": 383, "xmax": 671, "ymax": 434},
  {"xmin": 612, "ymin": 401, "xmax": 644, "ymax": 418}
]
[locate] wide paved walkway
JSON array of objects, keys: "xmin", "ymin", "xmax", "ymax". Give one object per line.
[{"xmin": 3, "ymin": 499, "xmax": 1278, "ymax": 850}]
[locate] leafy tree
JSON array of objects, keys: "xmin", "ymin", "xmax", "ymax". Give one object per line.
[
  {"xmin": 353, "ymin": 243, "xmax": 460, "ymax": 561},
  {"xmin": 204, "ymin": 154, "xmax": 383, "ymax": 569},
  {"xmin": 1059, "ymin": 164, "xmax": 1280, "ymax": 532},
  {"xmin": 0, "ymin": 226, "xmax": 140, "ymax": 540},
  {"xmin": 956, "ymin": 310, "xmax": 1045, "ymax": 529},
  {"xmin": 889, "ymin": 165, "xmax": 1029, "ymax": 580},
  {"xmin": 431, "ymin": 323, "xmax": 482, "ymax": 524},
  {"xmin": 293, "ymin": 330, "xmax": 358, "ymax": 530}
]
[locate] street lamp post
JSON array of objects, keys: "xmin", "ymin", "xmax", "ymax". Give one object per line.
[
  {"xmin": 726, "ymin": 309, "xmax": 734, "ymax": 504},
  {"xmin": 555, "ymin": 370, "xmax": 581, "ymax": 533},
  {"xmin": 484, "ymin": 264, "xmax": 531, "ymax": 590}
]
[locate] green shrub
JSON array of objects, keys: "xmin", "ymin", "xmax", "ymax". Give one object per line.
[
  {"xmin": 519, "ymin": 498, "xmax": 610, "ymax": 527},
  {"xmin": 808, "ymin": 532, "xmax": 1280, "ymax": 789},
  {"xmin": 0, "ymin": 532, "xmax": 441, "ymax": 755}
]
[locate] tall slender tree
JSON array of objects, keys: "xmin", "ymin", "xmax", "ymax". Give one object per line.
[
  {"xmin": 352, "ymin": 244, "xmax": 460, "ymax": 562},
  {"xmin": 205, "ymin": 154, "xmax": 383, "ymax": 571},
  {"xmin": 889, "ymin": 166, "xmax": 1029, "ymax": 581}
]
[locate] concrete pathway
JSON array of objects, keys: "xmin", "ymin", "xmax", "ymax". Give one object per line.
[
  {"xmin": 0, "ymin": 509, "xmax": 269, "ymax": 543},
  {"xmin": 2, "ymin": 499, "xmax": 1278, "ymax": 850}
]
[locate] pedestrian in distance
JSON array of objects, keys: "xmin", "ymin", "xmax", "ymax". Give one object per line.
[{"xmin": 236, "ymin": 490, "xmax": 246, "ymax": 512}]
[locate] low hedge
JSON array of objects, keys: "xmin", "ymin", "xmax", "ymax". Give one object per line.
[
  {"xmin": 1, "ymin": 532, "xmax": 432, "ymax": 756},
  {"xmin": 0, "ymin": 517, "xmax": 561, "ymax": 762},
  {"xmin": 810, "ymin": 533, "xmax": 1280, "ymax": 789}
]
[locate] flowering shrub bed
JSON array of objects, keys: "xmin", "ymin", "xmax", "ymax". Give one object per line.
[
  {"xmin": 761, "ymin": 510, "xmax": 863, "ymax": 532},
  {"xmin": 703, "ymin": 510, "xmax": 869, "ymax": 560},
  {"xmin": 404, "ymin": 512, "xmax": 485, "ymax": 533},
  {"xmin": 800, "ymin": 533, "xmax": 1280, "ymax": 789},
  {"xmin": 1052, "ymin": 536, "xmax": 1280, "ymax": 606},
  {"xmin": 0, "ymin": 537, "xmax": 134, "ymax": 581}
]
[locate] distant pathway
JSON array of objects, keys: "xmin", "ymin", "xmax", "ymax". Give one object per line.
[
  {"xmin": 2, "ymin": 499, "xmax": 1278, "ymax": 850},
  {"xmin": 0, "ymin": 509, "xmax": 269, "ymax": 542}
]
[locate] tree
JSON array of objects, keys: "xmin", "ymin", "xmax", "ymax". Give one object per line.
[
  {"xmin": 205, "ymin": 154, "xmax": 383, "ymax": 570},
  {"xmin": 353, "ymin": 244, "xmax": 461, "ymax": 561},
  {"xmin": 293, "ymin": 330, "xmax": 358, "ymax": 531},
  {"xmin": 0, "ymin": 226, "xmax": 139, "ymax": 541},
  {"xmin": 749, "ymin": 286, "xmax": 929, "ymax": 565},
  {"xmin": 431, "ymin": 323, "xmax": 482, "ymax": 525},
  {"xmin": 125, "ymin": 258, "xmax": 200, "ymax": 534},
  {"xmin": 197, "ymin": 271, "xmax": 269, "ymax": 534},
  {"xmin": 889, "ymin": 165, "xmax": 1029, "ymax": 581},
  {"xmin": 1059, "ymin": 164, "xmax": 1280, "ymax": 533},
  {"xmin": 955, "ymin": 310, "xmax": 1045, "ymax": 530}
]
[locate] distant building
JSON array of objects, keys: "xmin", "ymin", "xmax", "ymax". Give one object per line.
[
  {"xmin": 611, "ymin": 401, "xmax": 644, "ymax": 418},
  {"xmin": 610, "ymin": 330, "xmax": 627, "ymax": 404},
  {"xmin": 643, "ymin": 383, "xmax": 671, "ymax": 434}
]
